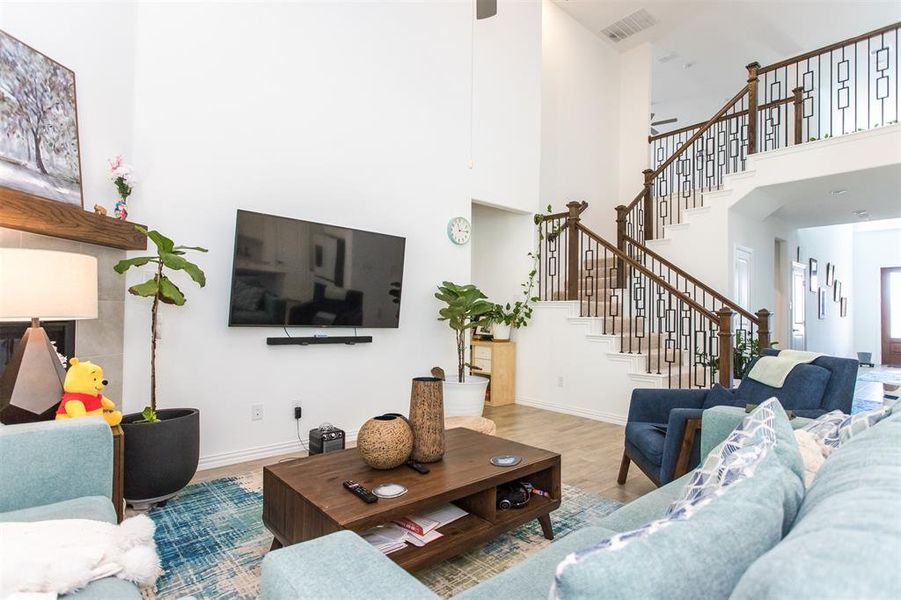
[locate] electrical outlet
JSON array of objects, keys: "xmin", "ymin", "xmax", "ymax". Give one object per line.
[
  {"xmin": 557, "ymin": 376, "xmax": 564, "ymax": 388},
  {"xmin": 251, "ymin": 404, "xmax": 264, "ymax": 421}
]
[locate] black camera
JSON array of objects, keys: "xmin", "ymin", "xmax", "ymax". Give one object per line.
[{"xmin": 496, "ymin": 482, "xmax": 531, "ymax": 511}]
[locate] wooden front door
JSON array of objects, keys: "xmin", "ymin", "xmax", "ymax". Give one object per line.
[{"xmin": 881, "ymin": 267, "xmax": 901, "ymax": 367}]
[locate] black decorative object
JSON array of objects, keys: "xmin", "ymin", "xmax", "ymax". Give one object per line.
[{"xmin": 809, "ymin": 259, "xmax": 818, "ymax": 292}]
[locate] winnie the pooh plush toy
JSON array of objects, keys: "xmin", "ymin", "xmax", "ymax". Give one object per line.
[{"xmin": 56, "ymin": 358, "xmax": 123, "ymax": 426}]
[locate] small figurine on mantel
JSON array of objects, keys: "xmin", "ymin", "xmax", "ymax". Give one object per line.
[
  {"xmin": 93, "ymin": 204, "xmax": 108, "ymax": 217},
  {"xmin": 108, "ymin": 155, "xmax": 135, "ymax": 221}
]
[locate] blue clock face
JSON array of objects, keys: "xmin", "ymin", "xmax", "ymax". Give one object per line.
[{"xmin": 447, "ymin": 217, "xmax": 471, "ymax": 245}]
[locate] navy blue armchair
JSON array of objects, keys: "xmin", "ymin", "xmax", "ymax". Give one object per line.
[{"xmin": 617, "ymin": 349, "xmax": 859, "ymax": 487}]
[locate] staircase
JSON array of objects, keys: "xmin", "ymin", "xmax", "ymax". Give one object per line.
[{"xmin": 529, "ymin": 22, "xmax": 899, "ymax": 395}]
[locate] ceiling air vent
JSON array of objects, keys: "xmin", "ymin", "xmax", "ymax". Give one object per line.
[{"xmin": 600, "ymin": 8, "xmax": 657, "ymax": 43}]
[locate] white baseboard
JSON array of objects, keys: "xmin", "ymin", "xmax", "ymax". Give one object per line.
[
  {"xmin": 197, "ymin": 430, "xmax": 359, "ymax": 471},
  {"xmin": 515, "ymin": 396, "xmax": 627, "ymax": 426}
]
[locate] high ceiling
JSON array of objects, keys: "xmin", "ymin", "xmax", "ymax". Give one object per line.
[{"xmin": 552, "ymin": 1, "xmax": 901, "ymax": 132}]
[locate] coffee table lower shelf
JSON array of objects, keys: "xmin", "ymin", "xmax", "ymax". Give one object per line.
[{"xmin": 388, "ymin": 495, "xmax": 561, "ymax": 571}]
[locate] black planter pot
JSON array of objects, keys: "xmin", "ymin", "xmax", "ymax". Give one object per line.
[{"xmin": 121, "ymin": 408, "xmax": 200, "ymax": 508}]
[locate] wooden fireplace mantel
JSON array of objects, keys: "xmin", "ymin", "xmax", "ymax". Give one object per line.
[{"xmin": 0, "ymin": 188, "xmax": 147, "ymax": 251}]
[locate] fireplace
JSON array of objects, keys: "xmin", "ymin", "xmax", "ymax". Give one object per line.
[{"xmin": 0, "ymin": 320, "xmax": 75, "ymax": 378}]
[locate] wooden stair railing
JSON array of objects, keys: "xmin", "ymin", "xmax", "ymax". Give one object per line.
[
  {"xmin": 631, "ymin": 22, "xmax": 900, "ymax": 247},
  {"xmin": 537, "ymin": 205, "xmax": 756, "ymax": 389}
]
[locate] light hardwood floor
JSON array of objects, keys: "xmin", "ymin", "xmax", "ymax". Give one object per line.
[{"xmin": 191, "ymin": 404, "xmax": 656, "ymax": 503}]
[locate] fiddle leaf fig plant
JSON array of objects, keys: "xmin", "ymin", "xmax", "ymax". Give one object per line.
[
  {"xmin": 114, "ymin": 226, "xmax": 207, "ymax": 422},
  {"xmin": 435, "ymin": 281, "xmax": 494, "ymax": 383}
]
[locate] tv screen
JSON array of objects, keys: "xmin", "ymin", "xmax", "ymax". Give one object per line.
[{"xmin": 228, "ymin": 210, "xmax": 405, "ymax": 328}]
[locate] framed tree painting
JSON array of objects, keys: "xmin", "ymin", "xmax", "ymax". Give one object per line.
[
  {"xmin": 0, "ymin": 30, "xmax": 83, "ymax": 206},
  {"xmin": 809, "ymin": 259, "xmax": 818, "ymax": 292},
  {"xmin": 818, "ymin": 288, "xmax": 826, "ymax": 320}
]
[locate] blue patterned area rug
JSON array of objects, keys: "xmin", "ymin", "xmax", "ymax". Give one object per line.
[{"xmin": 143, "ymin": 471, "xmax": 623, "ymax": 599}]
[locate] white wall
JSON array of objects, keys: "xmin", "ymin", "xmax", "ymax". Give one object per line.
[
  {"xmin": 618, "ymin": 44, "xmax": 652, "ymax": 203},
  {"xmin": 471, "ymin": 203, "xmax": 534, "ymax": 305},
  {"xmin": 796, "ymin": 224, "xmax": 855, "ymax": 357},
  {"xmin": 540, "ymin": 0, "xmax": 621, "ymax": 236},
  {"xmin": 471, "ymin": 0, "xmax": 541, "ymax": 214},
  {"xmin": 853, "ymin": 224, "xmax": 901, "ymax": 364},
  {"xmin": 118, "ymin": 1, "xmax": 547, "ymax": 468}
]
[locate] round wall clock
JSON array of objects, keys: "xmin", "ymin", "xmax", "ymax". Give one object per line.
[{"xmin": 447, "ymin": 216, "xmax": 471, "ymax": 245}]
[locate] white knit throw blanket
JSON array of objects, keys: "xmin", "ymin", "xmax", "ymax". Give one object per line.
[
  {"xmin": 0, "ymin": 514, "xmax": 161, "ymax": 599},
  {"xmin": 747, "ymin": 350, "xmax": 823, "ymax": 388}
]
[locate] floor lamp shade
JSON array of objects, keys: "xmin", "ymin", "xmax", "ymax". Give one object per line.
[{"xmin": 0, "ymin": 249, "xmax": 99, "ymax": 424}]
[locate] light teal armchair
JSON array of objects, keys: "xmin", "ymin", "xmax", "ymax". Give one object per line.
[{"xmin": 0, "ymin": 418, "xmax": 141, "ymax": 599}]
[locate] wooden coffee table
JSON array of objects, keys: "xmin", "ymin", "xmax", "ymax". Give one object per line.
[{"xmin": 263, "ymin": 427, "xmax": 561, "ymax": 571}]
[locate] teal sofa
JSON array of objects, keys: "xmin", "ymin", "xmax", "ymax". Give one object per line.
[
  {"xmin": 0, "ymin": 418, "xmax": 141, "ymax": 599},
  {"xmin": 261, "ymin": 406, "xmax": 901, "ymax": 599}
]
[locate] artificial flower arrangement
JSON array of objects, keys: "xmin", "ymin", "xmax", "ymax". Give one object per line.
[{"xmin": 108, "ymin": 155, "xmax": 135, "ymax": 220}]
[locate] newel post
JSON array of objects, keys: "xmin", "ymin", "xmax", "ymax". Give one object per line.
[
  {"xmin": 565, "ymin": 201, "xmax": 582, "ymax": 301},
  {"xmin": 792, "ymin": 86, "xmax": 804, "ymax": 145},
  {"xmin": 755, "ymin": 308, "xmax": 771, "ymax": 349},
  {"xmin": 717, "ymin": 307, "xmax": 734, "ymax": 388},
  {"xmin": 642, "ymin": 169, "xmax": 654, "ymax": 241},
  {"xmin": 615, "ymin": 205, "xmax": 627, "ymax": 289},
  {"xmin": 746, "ymin": 62, "xmax": 760, "ymax": 155}
]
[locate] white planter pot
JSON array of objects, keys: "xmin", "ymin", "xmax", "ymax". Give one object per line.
[
  {"xmin": 492, "ymin": 324, "xmax": 512, "ymax": 341},
  {"xmin": 443, "ymin": 375, "xmax": 490, "ymax": 417}
]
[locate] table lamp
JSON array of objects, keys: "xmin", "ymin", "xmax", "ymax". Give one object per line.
[{"xmin": 0, "ymin": 248, "xmax": 98, "ymax": 424}]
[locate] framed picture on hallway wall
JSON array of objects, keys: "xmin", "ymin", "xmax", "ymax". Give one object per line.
[
  {"xmin": 818, "ymin": 288, "xmax": 826, "ymax": 320},
  {"xmin": 826, "ymin": 263, "xmax": 835, "ymax": 286},
  {"xmin": 809, "ymin": 259, "xmax": 818, "ymax": 292},
  {"xmin": 840, "ymin": 297, "xmax": 848, "ymax": 317},
  {"xmin": 834, "ymin": 280, "xmax": 842, "ymax": 302},
  {"xmin": 0, "ymin": 30, "xmax": 83, "ymax": 207}
]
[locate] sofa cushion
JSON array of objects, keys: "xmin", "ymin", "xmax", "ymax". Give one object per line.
[
  {"xmin": 702, "ymin": 384, "xmax": 739, "ymax": 409},
  {"xmin": 623, "ymin": 422, "xmax": 667, "ymax": 465},
  {"xmin": 599, "ymin": 472, "xmax": 692, "ymax": 533},
  {"xmin": 262, "ymin": 530, "xmax": 437, "ymax": 600},
  {"xmin": 454, "ymin": 526, "xmax": 619, "ymax": 600},
  {"xmin": 737, "ymin": 363, "xmax": 830, "ymax": 410},
  {"xmin": 731, "ymin": 413, "xmax": 901, "ymax": 599},
  {"xmin": 62, "ymin": 576, "xmax": 141, "ymax": 600},
  {"xmin": 552, "ymin": 401, "xmax": 804, "ymax": 600},
  {"xmin": 0, "ymin": 495, "xmax": 116, "ymax": 524}
]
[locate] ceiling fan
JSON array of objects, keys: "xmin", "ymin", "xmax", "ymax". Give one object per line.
[{"xmin": 650, "ymin": 113, "xmax": 678, "ymax": 136}]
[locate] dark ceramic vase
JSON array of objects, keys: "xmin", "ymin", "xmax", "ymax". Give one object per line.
[{"xmin": 121, "ymin": 408, "xmax": 200, "ymax": 509}]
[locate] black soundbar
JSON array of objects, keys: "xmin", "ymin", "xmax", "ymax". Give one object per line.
[{"xmin": 266, "ymin": 336, "xmax": 373, "ymax": 346}]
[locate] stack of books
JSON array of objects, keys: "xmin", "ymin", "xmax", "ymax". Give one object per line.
[{"xmin": 360, "ymin": 504, "xmax": 468, "ymax": 554}]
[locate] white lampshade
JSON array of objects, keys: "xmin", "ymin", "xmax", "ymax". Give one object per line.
[{"xmin": 0, "ymin": 248, "xmax": 98, "ymax": 321}]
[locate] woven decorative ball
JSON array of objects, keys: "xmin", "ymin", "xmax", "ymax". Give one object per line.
[{"xmin": 357, "ymin": 414, "xmax": 414, "ymax": 470}]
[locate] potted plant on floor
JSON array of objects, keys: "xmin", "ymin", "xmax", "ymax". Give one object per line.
[
  {"xmin": 114, "ymin": 226, "xmax": 207, "ymax": 509},
  {"xmin": 435, "ymin": 281, "xmax": 493, "ymax": 416}
]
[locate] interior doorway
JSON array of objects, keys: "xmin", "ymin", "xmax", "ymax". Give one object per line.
[
  {"xmin": 881, "ymin": 266, "xmax": 901, "ymax": 366},
  {"xmin": 790, "ymin": 262, "xmax": 806, "ymax": 351}
]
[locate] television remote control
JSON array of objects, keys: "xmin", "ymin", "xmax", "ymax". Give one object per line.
[
  {"xmin": 343, "ymin": 480, "xmax": 378, "ymax": 503},
  {"xmin": 406, "ymin": 460, "xmax": 430, "ymax": 474}
]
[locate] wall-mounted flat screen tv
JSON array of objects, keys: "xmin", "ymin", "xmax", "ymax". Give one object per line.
[{"xmin": 228, "ymin": 210, "xmax": 405, "ymax": 328}]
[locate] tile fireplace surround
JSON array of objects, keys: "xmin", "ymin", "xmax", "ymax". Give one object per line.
[{"xmin": 0, "ymin": 226, "xmax": 126, "ymax": 403}]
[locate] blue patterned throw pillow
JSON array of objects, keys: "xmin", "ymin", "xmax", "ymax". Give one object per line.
[
  {"xmin": 801, "ymin": 406, "xmax": 891, "ymax": 450},
  {"xmin": 551, "ymin": 399, "xmax": 793, "ymax": 600},
  {"xmin": 666, "ymin": 397, "xmax": 778, "ymax": 515}
]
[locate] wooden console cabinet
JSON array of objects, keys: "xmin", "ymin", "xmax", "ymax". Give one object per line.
[{"xmin": 470, "ymin": 340, "xmax": 515, "ymax": 406}]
